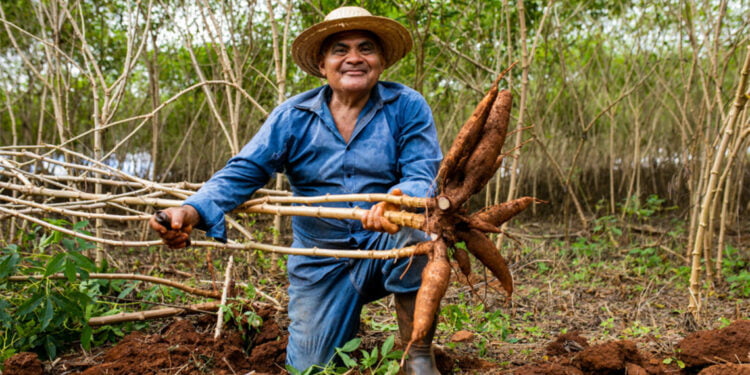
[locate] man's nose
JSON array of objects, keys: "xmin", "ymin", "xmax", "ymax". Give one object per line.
[{"xmin": 344, "ymin": 50, "xmax": 365, "ymax": 64}]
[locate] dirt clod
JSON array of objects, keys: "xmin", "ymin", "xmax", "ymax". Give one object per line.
[
  {"xmin": 575, "ymin": 339, "xmax": 643, "ymax": 373},
  {"xmin": 698, "ymin": 363, "xmax": 750, "ymax": 374},
  {"xmin": 545, "ymin": 331, "xmax": 589, "ymax": 356},
  {"xmin": 434, "ymin": 346, "xmax": 496, "ymax": 373},
  {"xmin": 76, "ymin": 310, "xmax": 286, "ymax": 375},
  {"xmin": 3, "ymin": 352, "xmax": 43, "ymax": 375},
  {"xmin": 450, "ymin": 330, "xmax": 475, "ymax": 343},
  {"xmin": 677, "ymin": 319, "xmax": 750, "ymax": 368}
]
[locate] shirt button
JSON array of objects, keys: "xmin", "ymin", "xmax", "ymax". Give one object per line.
[{"xmin": 346, "ymin": 173, "xmax": 352, "ymax": 178}]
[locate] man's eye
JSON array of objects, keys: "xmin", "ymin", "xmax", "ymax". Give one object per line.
[{"xmin": 333, "ymin": 47, "xmax": 347, "ymax": 54}]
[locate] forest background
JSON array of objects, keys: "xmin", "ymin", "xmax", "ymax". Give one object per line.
[{"xmin": 1, "ymin": 0, "xmax": 750, "ymax": 368}]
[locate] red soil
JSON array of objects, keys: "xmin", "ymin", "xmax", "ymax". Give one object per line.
[{"xmin": 5, "ymin": 318, "xmax": 750, "ymax": 374}]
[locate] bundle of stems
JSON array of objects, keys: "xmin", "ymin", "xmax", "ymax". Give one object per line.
[
  {"xmin": 0, "ymin": 145, "xmax": 433, "ymax": 259},
  {"xmin": 1, "ymin": 145, "xmax": 435, "ymax": 325}
]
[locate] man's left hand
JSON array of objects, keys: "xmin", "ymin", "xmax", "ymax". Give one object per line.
[{"xmin": 362, "ymin": 188, "xmax": 403, "ymax": 234}]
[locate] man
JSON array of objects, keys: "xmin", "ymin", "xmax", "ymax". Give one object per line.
[{"xmin": 150, "ymin": 6, "xmax": 442, "ymax": 374}]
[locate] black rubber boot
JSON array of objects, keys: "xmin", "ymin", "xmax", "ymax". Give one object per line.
[{"xmin": 395, "ymin": 292, "xmax": 440, "ymax": 375}]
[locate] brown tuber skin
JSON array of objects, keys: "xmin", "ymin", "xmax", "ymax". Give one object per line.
[
  {"xmin": 444, "ymin": 89, "xmax": 513, "ymax": 206},
  {"xmin": 472, "ymin": 196, "xmax": 538, "ymax": 228},
  {"xmin": 409, "ymin": 240, "xmax": 451, "ymax": 348},
  {"xmin": 457, "ymin": 229, "xmax": 513, "ymax": 297},
  {"xmin": 438, "ymin": 83, "xmax": 498, "ymax": 185},
  {"xmin": 453, "ymin": 247, "xmax": 472, "ymax": 276},
  {"xmin": 398, "ymin": 69, "xmax": 534, "ymax": 364}
]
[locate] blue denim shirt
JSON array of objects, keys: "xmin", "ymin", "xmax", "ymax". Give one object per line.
[{"xmin": 184, "ymin": 81, "xmax": 441, "ymax": 279}]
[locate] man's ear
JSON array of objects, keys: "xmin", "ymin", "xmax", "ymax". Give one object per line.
[{"xmin": 318, "ymin": 59, "xmax": 326, "ymax": 77}]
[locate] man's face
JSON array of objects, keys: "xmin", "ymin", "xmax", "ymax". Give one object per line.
[{"xmin": 318, "ymin": 31, "xmax": 385, "ymax": 96}]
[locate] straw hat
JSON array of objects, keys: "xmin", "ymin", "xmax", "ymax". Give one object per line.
[{"xmin": 292, "ymin": 6, "xmax": 413, "ymax": 78}]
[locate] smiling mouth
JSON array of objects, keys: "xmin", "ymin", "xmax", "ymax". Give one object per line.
[{"xmin": 342, "ymin": 70, "xmax": 367, "ymax": 75}]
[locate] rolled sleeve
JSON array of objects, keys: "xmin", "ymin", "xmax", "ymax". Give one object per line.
[
  {"xmin": 183, "ymin": 107, "xmax": 291, "ymax": 241},
  {"xmin": 183, "ymin": 200, "xmax": 227, "ymax": 242}
]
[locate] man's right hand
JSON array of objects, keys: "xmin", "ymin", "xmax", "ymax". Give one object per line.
[{"xmin": 149, "ymin": 205, "xmax": 200, "ymax": 249}]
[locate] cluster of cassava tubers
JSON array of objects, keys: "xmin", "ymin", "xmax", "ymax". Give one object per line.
[{"xmin": 406, "ymin": 72, "xmax": 538, "ymax": 351}]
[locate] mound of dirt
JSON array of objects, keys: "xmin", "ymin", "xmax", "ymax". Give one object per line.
[
  {"xmin": 698, "ymin": 363, "xmax": 750, "ymax": 374},
  {"xmin": 9, "ymin": 315, "xmax": 750, "ymax": 374},
  {"xmin": 2, "ymin": 352, "xmax": 43, "ymax": 375},
  {"xmin": 677, "ymin": 319, "xmax": 750, "ymax": 368},
  {"xmin": 575, "ymin": 340, "xmax": 646, "ymax": 373},
  {"xmin": 77, "ymin": 305, "xmax": 286, "ymax": 375},
  {"xmin": 510, "ymin": 320, "xmax": 750, "ymax": 375}
]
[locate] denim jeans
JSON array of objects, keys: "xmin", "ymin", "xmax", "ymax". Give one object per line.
[{"xmin": 285, "ymin": 227, "xmax": 429, "ymax": 371}]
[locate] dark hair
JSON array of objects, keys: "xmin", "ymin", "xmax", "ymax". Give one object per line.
[{"xmin": 318, "ymin": 30, "xmax": 384, "ymax": 59}]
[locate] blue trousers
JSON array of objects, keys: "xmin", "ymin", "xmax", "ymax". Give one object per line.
[{"xmin": 285, "ymin": 227, "xmax": 429, "ymax": 371}]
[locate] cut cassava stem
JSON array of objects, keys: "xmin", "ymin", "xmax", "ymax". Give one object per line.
[
  {"xmin": 8, "ymin": 273, "xmax": 221, "ymax": 298},
  {"xmin": 0, "ymin": 205, "xmax": 429, "ymax": 259},
  {"xmin": 88, "ymin": 302, "xmax": 220, "ymax": 326},
  {"xmin": 241, "ymin": 203, "xmax": 426, "ymax": 230},
  {"xmin": 214, "ymin": 255, "xmax": 234, "ymax": 339},
  {"xmin": 242, "ymin": 192, "xmax": 431, "ymax": 209}
]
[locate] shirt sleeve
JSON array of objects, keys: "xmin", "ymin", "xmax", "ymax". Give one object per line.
[
  {"xmin": 183, "ymin": 108, "xmax": 291, "ymax": 242},
  {"xmin": 389, "ymin": 92, "xmax": 443, "ymax": 198}
]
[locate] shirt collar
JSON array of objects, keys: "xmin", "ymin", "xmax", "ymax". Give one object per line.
[{"xmin": 294, "ymin": 81, "xmax": 400, "ymax": 116}]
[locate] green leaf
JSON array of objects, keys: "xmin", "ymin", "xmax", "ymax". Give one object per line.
[
  {"xmin": 44, "ymin": 253, "xmax": 66, "ymax": 277},
  {"xmin": 337, "ymin": 352, "xmax": 357, "ymax": 368},
  {"xmin": 44, "ymin": 218, "xmax": 70, "ymax": 227},
  {"xmin": 78, "ymin": 267, "xmax": 90, "ymax": 281},
  {"xmin": 285, "ymin": 364, "xmax": 301, "ymax": 375},
  {"xmin": 73, "ymin": 220, "xmax": 90, "ymax": 231},
  {"xmin": 41, "ymin": 296, "xmax": 54, "ymax": 330},
  {"xmin": 381, "ymin": 334, "xmax": 395, "ymax": 355},
  {"xmin": 0, "ymin": 300, "xmax": 13, "ymax": 328},
  {"xmin": 61, "ymin": 238, "xmax": 77, "ymax": 252},
  {"xmin": 64, "ymin": 259, "xmax": 77, "ymax": 282},
  {"xmin": 360, "ymin": 347, "xmax": 377, "ymax": 368},
  {"xmin": 81, "ymin": 324, "xmax": 92, "ymax": 350},
  {"xmin": 50, "ymin": 294, "xmax": 81, "ymax": 318},
  {"xmin": 383, "ymin": 360, "xmax": 400, "ymax": 375},
  {"xmin": 17, "ymin": 293, "xmax": 44, "ymax": 316},
  {"xmin": 340, "ymin": 337, "xmax": 361, "ymax": 352},
  {"xmin": 118, "ymin": 281, "xmax": 140, "ymax": 299},
  {"xmin": 0, "ymin": 251, "xmax": 20, "ymax": 278},
  {"xmin": 384, "ymin": 349, "xmax": 403, "ymax": 360},
  {"xmin": 44, "ymin": 336, "xmax": 57, "ymax": 359},
  {"xmin": 70, "ymin": 252, "xmax": 96, "ymax": 271},
  {"xmin": 76, "ymin": 239, "xmax": 96, "ymax": 251}
]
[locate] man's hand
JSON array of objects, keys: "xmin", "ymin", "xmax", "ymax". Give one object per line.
[
  {"xmin": 362, "ymin": 188, "xmax": 403, "ymax": 234},
  {"xmin": 149, "ymin": 205, "xmax": 200, "ymax": 249}
]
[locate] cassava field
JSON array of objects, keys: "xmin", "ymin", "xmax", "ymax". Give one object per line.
[
  {"xmin": 2, "ymin": 209, "xmax": 750, "ymax": 374},
  {"xmin": 1, "ymin": 1, "xmax": 750, "ymax": 374}
]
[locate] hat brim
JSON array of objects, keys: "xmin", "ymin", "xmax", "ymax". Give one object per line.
[{"xmin": 292, "ymin": 15, "xmax": 413, "ymax": 78}]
